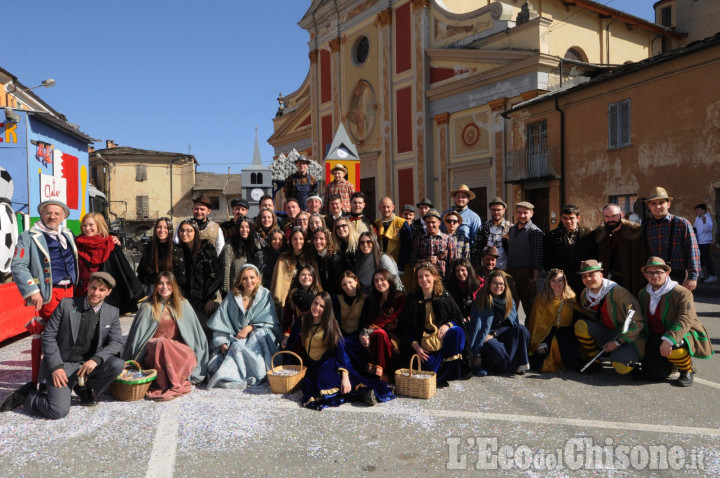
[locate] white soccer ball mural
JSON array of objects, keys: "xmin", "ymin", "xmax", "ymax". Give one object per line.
[{"xmin": 0, "ymin": 166, "xmax": 17, "ymax": 274}]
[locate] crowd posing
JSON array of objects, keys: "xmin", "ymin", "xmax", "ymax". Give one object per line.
[{"xmin": 0, "ymin": 155, "xmax": 714, "ymax": 420}]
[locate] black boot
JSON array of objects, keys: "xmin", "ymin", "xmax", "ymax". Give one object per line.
[
  {"xmin": 673, "ymin": 370, "xmax": 693, "ymax": 387},
  {"xmin": 74, "ymin": 385, "xmax": 98, "ymax": 406},
  {"xmin": 0, "ymin": 382, "xmax": 37, "ymax": 412}
]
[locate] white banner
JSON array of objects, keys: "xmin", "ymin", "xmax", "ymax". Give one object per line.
[{"xmin": 40, "ymin": 173, "xmax": 67, "ymax": 204}]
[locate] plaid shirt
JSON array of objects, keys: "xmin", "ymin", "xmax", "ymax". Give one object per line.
[
  {"xmin": 83, "ymin": 297, "xmax": 103, "ymax": 313},
  {"xmin": 410, "ymin": 232, "xmax": 457, "ymax": 279},
  {"xmin": 644, "ymin": 214, "xmax": 700, "ymax": 280},
  {"xmin": 449, "ymin": 231, "xmax": 470, "ymax": 260},
  {"xmin": 324, "ymin": 179, "xmax": 355, "ymax": 213}
]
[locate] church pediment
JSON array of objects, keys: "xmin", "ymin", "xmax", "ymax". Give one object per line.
[
  {"xmin": 427, "ymin": 48, "xmax": 535, "ymax": 85},
  {"xmin": 430, "ymin": 1, "xmax": 517, "ymax": 48}
]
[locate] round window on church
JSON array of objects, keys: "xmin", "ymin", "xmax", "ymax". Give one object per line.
[{"xmin": 352, "ymin": 35, "xmax": 370, "ymax": 66}]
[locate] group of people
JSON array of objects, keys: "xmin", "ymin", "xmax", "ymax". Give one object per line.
[{"xmin": 0, "ymin": 180, "xmax": 714, "ymax": 419}]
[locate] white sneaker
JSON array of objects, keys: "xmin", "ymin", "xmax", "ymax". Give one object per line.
[{"xmin": 704, "ymin": 276, "xmax": 718, "ymax": 284}]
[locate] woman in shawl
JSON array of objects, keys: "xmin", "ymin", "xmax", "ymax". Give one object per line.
[
  {"xmin": 400, "ymin": 262, "xmax": 470, "ymax": 385},
  {"xmin": 206, "ymin": 263, "xmax": 280, "ymax": 389},
  {"xmin": 254, "ymin": 207, "xmax": 279, "ymax": 247},
  {"xmin": 526, "ymin": 269, "xmax": 583, "ymax": 373},
  {"xmin": 468, "ymin": 270, "xmax": 530, "ymax": 376},
  {"xmin": 355, "ymin": 231, "xmax": 404, "ymax": 295},
  {"xmin": 220, "ymin": 216, "xmax": 261, "ymax": 297},
  {"xmin": 138, "ymin": 217, "xmax": 186, "ymax": 295},
  {"xmin": 270, "ymin": 227, "xmax": 318, "ymax": 310},
  {"xmin": 446, "ymin": 258, "xmax": 484, "ymax": 324},
  {"xmin": 331, "ymin": 217, "xmax": 359, "ymax": 273},
  {"xmin": 177, "ymin": 219, "xmax": 221, "ymax": 341},
  {"xmin": 300, "ymin": 292, "xmax": 395, "ymax": 411},
  {"xmin": 261, "ymin": 229, "xmax": 286, "ymax": 289},
  {"xmin": 75, "ymin": 212, "xmax": 143, "ymax": 314},
  {"xmin": 331, "ymin": 271, "xmax": 369, "ymax": 372},
  {"xmin": 122, "ymin": 272, "xmax": 209, "ymax": 400},
  {"xmin": 281, "ymin": 264, "xmax": 321, "ymax": 352}
]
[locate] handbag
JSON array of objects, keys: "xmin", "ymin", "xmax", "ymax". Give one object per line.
[{"xmin": 421, "ymin": 329, "xmax": 442, "ymax": 352}]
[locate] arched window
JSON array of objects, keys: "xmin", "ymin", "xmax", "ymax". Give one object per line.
[
  {"xmin": 564, "ymin": 47, "xmax": 586, "ymax": 63},
  {"xmin": 257, "ymin": 172, "xmax": 263, "ymax": 184},
  {"xmin": 251, "ymin": 173, "xmax": 257, "ymax": 184}
]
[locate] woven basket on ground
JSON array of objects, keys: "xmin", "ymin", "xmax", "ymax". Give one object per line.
[
  {"xmin": 394, "ymin": 354, "xmax": 436, "ymax": 399},
  {"xmin": 267, "ymin": 350, "xmax": 307, "ymax": 394},
  {"xmin": 109, "ymin": 360, "xmax": 157, "ymax": 402}
]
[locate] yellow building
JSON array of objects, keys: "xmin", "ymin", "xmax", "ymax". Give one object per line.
[
  {"xmin": 269, "ymin": 0, "xmax": 679, "ymax": 225},
  {"xmin": 90, "ymin": 141, "xmax": 196, "ymax": 236}
]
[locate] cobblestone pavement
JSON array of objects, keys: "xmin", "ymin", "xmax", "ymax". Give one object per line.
[{"xmin": 1, "ymin": 296, "xmax": 719, "ymax": 477}]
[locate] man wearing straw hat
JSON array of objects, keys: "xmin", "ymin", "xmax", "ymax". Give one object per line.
[
  {"xmin": 443, "ymin": 184, "xmax": 482, "ymax": 243},
  {"xmin": 324, "ymin": 163, "xmax": 354, "ymax": 214},
  {"xmin": 643, "ymin": 186, "xmax": 700, "ymax": 291},
  {"xmin": 574, "ymin": 260, "xmax": 645, "ymax": 375},
  {"xmin": 0, "ymin": 272, "xmax": 124, "ymax": 417},
  {"xmin": 637, "ymin": 257, "xmax": 713, "ymax": 387}
]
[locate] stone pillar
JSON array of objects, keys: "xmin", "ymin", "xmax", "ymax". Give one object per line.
[
  {"xmin": 411, "ymin": 0, "xmax": 430, "ymax": 203},
  {"xmin": 309, "ymin": 49, "xmax": 320, "ymax": 160},
  {"xmin": 375, "ymin": 8, "xmax": 393, "ymax": 197},
  {"xmin": 434, "ymin": 113, "xmax": 450, "ymax": 211},
  {"xmin": 489, "ymin": 97, "xmax": 507, "ymax": 203}
]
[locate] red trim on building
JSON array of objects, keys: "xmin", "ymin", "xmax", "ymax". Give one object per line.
[
  {"xmin": 298, "ymin": 116, "xmax": 311, "ymax": 128},
  {"xmin": 396, "ymin": 87, "xmax": 413, "ymax": 154},
  {"xmin": 395, "ymin": 3, "xmax": 411, "ymax": 74},
  {"xmin": 398, "ymin": 167, "xmax": 414, "ymax": 206}
]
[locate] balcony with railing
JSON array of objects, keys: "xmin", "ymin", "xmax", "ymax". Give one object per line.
[{"xmin": 504, "ymin": 145, "xmax": 557, "ymax": 183}]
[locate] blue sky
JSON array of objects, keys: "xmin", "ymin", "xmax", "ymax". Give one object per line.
[{"xmin": 4, "ymin": 1, "xmax": 657, "ymax": 175}]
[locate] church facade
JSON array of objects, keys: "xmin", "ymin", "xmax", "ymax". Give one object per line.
[{"xmin": 269, "ymin": 0, "xmax": 678, "ymax": 227}]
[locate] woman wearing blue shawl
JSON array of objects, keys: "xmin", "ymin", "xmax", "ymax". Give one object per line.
[
  {"xmin": 122, "ymin": 272, "xmax": 209, "ymax": 401},
  {"xmin": 206, "ymin": 263, "xmax": 280, "ymax": 389},
  {"xmin": 468, "ymin": 270, "xmax": 529, "ymax": 376},
  {"xmin": 300, "ymin": 292, "xmax": 395, "ymax": 411}
]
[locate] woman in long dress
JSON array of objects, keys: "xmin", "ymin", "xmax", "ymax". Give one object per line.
[
  {"xmin": 468, "ymin": 270, "xmax": 530, "ymax": 376},
  {"xmin": 400, "ymin": 262, "xmax": 471, "ymax": 385},
  {"xmin": 362, "ymin": 269, "xmax": 406, "ymax": 381},
  {"xmin": 526, "ymin": 269, "xmax": 583, "ymax": 373},
  {"xmin": 331, "ymin": 271, "xmax": 369, "ymax": 373},
  {"xmin": 281, "ymin": 264, "xmax": 321, "ymax": 352},
  {"xmin": 206, "ymin": 264, "xmax": 280, "ymax": 389},
  {"xmin": 122, "ymin": 272, "xmax": 209, "ymax": 401},
  {"xmin": 300, "ymin": 292, "xmax": 395, "ymax": 411}
]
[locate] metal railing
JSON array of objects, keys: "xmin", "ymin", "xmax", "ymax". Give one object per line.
[{"xmin": 504, "ymin": 145, "xmax": 557, "ymax": 183}]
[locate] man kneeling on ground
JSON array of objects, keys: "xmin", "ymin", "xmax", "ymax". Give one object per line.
[
  {"xmin": 575, "ymin": 260, "xmax": 645, "ymax": 375},
  {"xmin": 638, "ymin": 257, "xmax": 713, "ymax": 387},
  {"xmin": 1, "ymin": 272, "xmax": 124, "ymax": 418}
]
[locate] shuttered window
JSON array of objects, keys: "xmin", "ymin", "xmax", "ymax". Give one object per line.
[
  {"xmin": 608, "ymin": 99, "xmax": 631, "ymax": 150},
  {"xmin": 136, "ymin": 164, "xmax": 147, "ymax": 181},
  {"xmin": 136, "ymin": 195, "xmax": 149, "ymax": 219}
]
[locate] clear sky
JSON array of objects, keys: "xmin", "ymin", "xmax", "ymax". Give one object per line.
[{"xmin": 4, "ymin": 0, "xmax": 658, "ymax": 175}]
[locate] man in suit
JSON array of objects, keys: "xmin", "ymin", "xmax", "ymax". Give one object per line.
[{"xmin": 0, "ymin": 272, "xmax": 125, "ymax": 419}]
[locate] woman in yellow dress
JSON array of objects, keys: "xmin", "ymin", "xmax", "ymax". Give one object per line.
[{"xmin": 527, "ymin": 269, "xmax": 585, "ymax": 373}]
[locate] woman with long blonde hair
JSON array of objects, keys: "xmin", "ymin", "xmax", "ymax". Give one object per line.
[
  {"xmin": 526, "ymin": 269, "xmax": 584, "ymax": 372},
  {"xmin": 75, "ymin": 212, "xmax": 143, "ymax": 314},
  {"xmin": 468, "ymin": 270, "xmax": 529, "ymax": 376},
  {"xmin": 122, "ymin": 272, "xmax": 209, "ymax": 400},
  {"xmin": 206, "ymin": 264, "xmax": 280, "ymax": 389}
]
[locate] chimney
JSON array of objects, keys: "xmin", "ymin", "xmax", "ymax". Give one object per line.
[{"xmin": 106, "ymin": 139, "xmax": 117, "ymax": 149}]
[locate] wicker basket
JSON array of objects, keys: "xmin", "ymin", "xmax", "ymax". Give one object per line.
[
  {"xmin": 267, "ymin": 351, "xmax": 307, "ymax": 394},
  {"xmin": 394, "ymin": 354, "xmax": 436, "ymax": 399},
  {"xmin": 109, "ymin": 360, "xmax": 157, "ymax": 402}
]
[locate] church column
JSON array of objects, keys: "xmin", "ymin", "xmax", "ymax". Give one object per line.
[
  {"xmin": 434, "ymin": 113, "xmax": 450, "ymax": 210},
  {"xmin": 489, "ymin": 97, "xmax": 507, "ymax": 202},
  {"xmin": 329, "ymin": 37, "xmax": 342, "ymax": 134},
  {"xmin": 411, "ymin": 0, "xmax": 430, "ymax": 204},
  {"xmin": 309, "ymin": 49, "xmax": 320, "ymax": 160},
  {"xmin": 375, "ymin": 8, "xmax": 393, "ymax": 197}
]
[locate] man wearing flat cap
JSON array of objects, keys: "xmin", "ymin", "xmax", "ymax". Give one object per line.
[
  {"xmin": 1, "ymin": 272, "xmax": 124, "ymax": 417},
  {"xmin": 283, "ymin": 155, "xmax": 317, "ymax": 211},
  {"xmin": 442, "ymin": 185, "xmax": 482, "ymax": 243},
  {"xmin": 401, "ymin": 204, "xmax": 416, "ymax": 224},
  {"xmin": 643, "ymin": 187, "xmax": 700, "ymax": 291},
  {"xmin": 220, "ymin": 197, "xmax": 249, "ymax": 241},
  {"xmin": 507, "ymin": 201, "xmax": 544, "ymax": 314},
  {"xmin": 637, "ymin": 257, "xmax": 712, "ymax": 386},
  {"xmin": 410, "ymin": 208, "xmax": 457, "ymax": 279},
  {"xmin": 188, "ymin": 194, "xmax": 225, "ymax": 255},
  {"xmin": 574, "ymin": 259, "xmax": 645, "ymax": 376},
  {"xmin": 12, "ymin": 200, "xmax": 79, "ymax": 383},
  {"xmin": 324, "ymin": 163, "xmax": 354, "ymax": 214},
  {"xmin": 471, "ymin": 197, "xmax": 512, "ymax": 272}
]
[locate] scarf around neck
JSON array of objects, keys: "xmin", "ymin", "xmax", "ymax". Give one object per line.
[
  {"xmin": 33, "ymin": 221, "xmax": 68, "ymax": 249},
  {"xmin": 76, "ymin": 234, "xmax": 115, "ymax": 264},
  {"xmin": 585, "ymin": 278, "xmax": 617, "ymax": 309},
  {"xmin": 292, "ymin": 287, "xmax": 315, "ymax": 312},
  {"xmin": 646, "ymin": 278, "xmax": 678, "ymax": 315}
]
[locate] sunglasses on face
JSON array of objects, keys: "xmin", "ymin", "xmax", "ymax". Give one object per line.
[
  {"xmin": 445, "ymin": 219, "xmax": 459, "ymax": 224},
  {"xmin": 335, "ymin": 224, "xmax": 349, "ymax": 230},
  {"xmin": 359, "ymin": 240, "xmax": 372, "ymax": 245}
]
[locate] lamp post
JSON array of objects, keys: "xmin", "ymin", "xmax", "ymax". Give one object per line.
[{"xmin": 4, "ymin": 78, "xmax": 56, "ymax": 94}]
